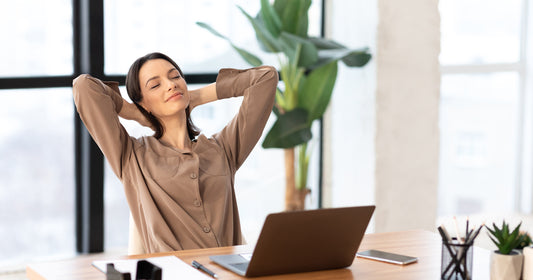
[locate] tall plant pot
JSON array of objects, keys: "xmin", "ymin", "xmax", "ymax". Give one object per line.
[
  {"xmin": 524, "ymin": 246, "xmax": 533, "ymax": 280},
  {"xmin": 284, "ymin": 148, "xmax": 310, "ymax": 211},
  {"xmin": 490, "ymin": 250, "xmax": 523, "ymax": 280}
]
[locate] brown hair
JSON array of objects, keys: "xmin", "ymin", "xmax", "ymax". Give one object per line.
[{"xmin": 125, "ymin": 52, "xmax": 200, "ymax": 139}]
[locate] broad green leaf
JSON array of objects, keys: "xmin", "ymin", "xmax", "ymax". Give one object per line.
[
  {"xmin": 196, "ymin": 22, "xmax": 228, "ymax": 40},
  {"xmin": 262, "ymin": 108, "xmax": 312, "ymax": 149},
  {"xmin": 312, "ymin": 48, "xmax": 371, "ymax": 69},
  {"xmin": 260, "ymin": 0, "xmax": 282, "ymax": 37},
  {"xmin": 273, "ymin": 0, "xmax": 287, "ymax": 15},
  {"xmin": 342, "ymin": 49, "xmax": 372, "ymax": 67},
  {"xmin": 238, "ymin": 6, "xmax": 283, "ymax": 53},
  {"xmin": 274, "ymin": 0, "xmax": 311, "ymax": 37},
  {"xmin": 298, "ymin": 62, "xmax": 338, "ymax": 122},
  {"xmin": 232, "ymin": 44, "xmax": 263, "ymax": 66},
  {"xmin": 279, "ymin": 32, "xmax": 318, "ymax": 68},
  {"xmin": 196, "ymin": 22, "xmax": 263, "ymax": 66},
  {"xmin": 307, "ymin": 37, "xmax": 346, "ymax": 50}
]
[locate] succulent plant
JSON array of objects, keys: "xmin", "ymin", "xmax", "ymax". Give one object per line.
[
  {"xmin": 485, "ymin": 221, "xmax": 528, "ymax": 255},
  {"xmin": 516, "ymin": 231, "xmax": 532, "ymax": 250}
]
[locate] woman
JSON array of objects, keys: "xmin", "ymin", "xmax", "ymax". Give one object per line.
[{"xmin": 73, "ymin": 52, "xmax": 277, "ymax": 253}]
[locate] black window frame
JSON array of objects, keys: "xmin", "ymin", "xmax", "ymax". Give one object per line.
[{"xmin": 0, "ymin": 0, "xmax": 324, "ymax": 254}]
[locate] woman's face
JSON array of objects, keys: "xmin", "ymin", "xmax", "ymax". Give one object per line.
[{"xmin": 138, "ymin": 58, "xmax": 189, "ymax": 119}]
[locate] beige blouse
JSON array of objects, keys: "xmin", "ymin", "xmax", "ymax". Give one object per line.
[{"xmin": 73, "ymin": 66, "xmax": 278, "ymax": 253}]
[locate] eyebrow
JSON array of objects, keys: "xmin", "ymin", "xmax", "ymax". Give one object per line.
[{"xmin": 144, "ymin": 68, "xmax": 179, "ymax": 88}]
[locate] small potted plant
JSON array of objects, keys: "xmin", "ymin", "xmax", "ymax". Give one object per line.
[
  {"xmin": 486, "ymin": 221, "xmax": 526, "ymax": 280},
  {"xmin": 521, "ymin": 231, "xmax": 533, "ymax": 280},
  {"xmin": 516, "ymin": 231, "xmax": 532, "ymax": 251}
]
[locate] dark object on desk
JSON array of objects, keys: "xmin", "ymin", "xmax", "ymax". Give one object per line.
[
  {"xmin": 136, "ymin": 260, "xmax": 162, "ymax": 280},
  {"xmin": 438, "ymin": 223, "xmax": 482, "ymax": 280},
  {"xmin": 106, "ymin": 263, "xmax": 131, "ymax": 280},
  {"xmin": 105, "ymin": 260, "xmax": 161, "ymax": 280},
  {"xmin": 210, "ymin": 205, "xmax": 375, "ymax": 277},
  {"xmin": 192, "ymin": 260, "xmax": 218, "ymax": 278},
  {"xmin": 356, "ymin": 249, "xmax": 418, "ymax": 265},
  {"xmin": 440, "ymin": 238, "xmax": 473, "ymax": 280}
]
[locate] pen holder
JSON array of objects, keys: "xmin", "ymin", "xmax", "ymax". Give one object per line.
[{"xmin": 441, "ymin": 238, "xmax": 473, "ymax": 280}]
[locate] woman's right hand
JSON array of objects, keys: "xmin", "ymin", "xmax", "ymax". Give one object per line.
[{"xmin": 119, "ymin": 100, "xmax": 154, "ymax": 129}]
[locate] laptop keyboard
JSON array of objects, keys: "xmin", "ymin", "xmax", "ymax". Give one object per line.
[
  {"xmin": 229, "ymin": 262, "xmax": 249, "ymax": 271},
  {"xmin": 239, "ymin": 253, "xmax": 252, "ymax": 261}
]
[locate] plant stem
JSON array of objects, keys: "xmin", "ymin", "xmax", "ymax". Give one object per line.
[{"xmin": 296, "ymin": 142, "xmax": 310, "ymax": 190}]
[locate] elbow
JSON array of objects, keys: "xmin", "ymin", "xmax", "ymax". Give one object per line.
[
  {"xmin": 72, "ymin": 74, "xmax": 104, "ymax": 97},
  {"xmin": 72, "ymin": 74, "xmax": 94, "ymax": 90},
  {"xmin": 260, "ymin": 66, "xmax": 279, "ymax": 90},
  {"xmin": 264, "ymin": 66, "xmax": 278, "ymax": 79},
  {"xmin": 72, "ymin": 74, "xmax": 106, "ymax": 109}
]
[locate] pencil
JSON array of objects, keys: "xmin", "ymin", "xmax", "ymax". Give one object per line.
[{"xmin": 453, "ymin": 216, "xmax": 462, "ymax": 243}]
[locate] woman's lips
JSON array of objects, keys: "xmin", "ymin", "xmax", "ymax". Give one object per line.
[{"xmin": 166, "ymin": 92, "xmax": 183, "ymax": 102}]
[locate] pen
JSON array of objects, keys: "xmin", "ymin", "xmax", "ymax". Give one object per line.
[
  {"xmin": 192, "ymin": 260, "xmax": 218, "ymax": 278},
  {"xmin": 465, "ymin": 217, "xmax": 469, "ymax": 240}
]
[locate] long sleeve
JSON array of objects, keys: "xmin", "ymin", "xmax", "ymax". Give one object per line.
[
  {"xmin": 214, "ymin": 66, "xmax": 278, "ymax": 172},
  {"xmin": 72, "ymin": 74, "xmax": 133, "ymax": 179}
]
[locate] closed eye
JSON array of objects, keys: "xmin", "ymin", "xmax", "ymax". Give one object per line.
[{"xmin": 150, "ymin": 84, "xmax": 160, "ymax": 89}]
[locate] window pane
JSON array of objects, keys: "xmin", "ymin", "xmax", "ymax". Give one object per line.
[
  {"xmin": 104, "ymin": 162, "xmax": 130, "ymax": 251},
  {"xmin": 439, "ymin": 0, "xmax": 522, "ymax": 65},
  {"xmin": 0, "ymin": 1, "xmax": 73, "ymax": 77},
  {"xmin": 328, "ymin": 68, "xmax": 375, "ymax": 208},
  {"xmin": 0, "ymin": 88, "xmax": 74, "ymax": 265},
  {"xmin": 439, "ymin": 73, "xmax": 519, "ymax": 216},
  {"xmin": 104, "ymin": 0, "xmax": 322, "ymax": 75}
]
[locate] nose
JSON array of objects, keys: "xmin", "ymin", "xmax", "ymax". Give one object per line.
[{"xmin": 166, "ymin": 79, "xmax": 177, "ymax": 91}]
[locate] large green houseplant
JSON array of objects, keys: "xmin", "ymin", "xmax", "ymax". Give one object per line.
[{"xmin": 197, "ymin": 0, "xmax": 371, "ymax": 210}]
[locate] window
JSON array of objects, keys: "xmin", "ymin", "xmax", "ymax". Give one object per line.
[
  {"xmin": 0, "ymin": 88, "xmax": 74, "ymax": 265},
  {"xmin": 438, "ymin": 0, "xmax": 525, "ymax": 216},
  {"xmin": 0, "ymin": 0, "xmax": 75, "ymax": 269},
  {"xmin": 104, "ymin": 0, "xmax": 322, "ymax": 75},
  {"xmin": 0, "ymin": 0, "xmax": 73, "ymax": 77}
]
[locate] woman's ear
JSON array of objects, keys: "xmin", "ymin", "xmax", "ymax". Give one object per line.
[{"xmin": 137, "ymin": 101, "xmax": 150, "ymax": 114}]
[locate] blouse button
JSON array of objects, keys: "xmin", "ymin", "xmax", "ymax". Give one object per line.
[
  {"xmin": 190, "ymin": 172, "xmax": 197, "ymax": 179},
  {"xmin": 203, "ymin": 226, "xmax": 211, "ymax": 233},
  {"xmin": 193, "ymin": 199, "xmax": 201, "ymax": 207}
]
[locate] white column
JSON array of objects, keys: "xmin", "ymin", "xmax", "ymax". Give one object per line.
[{"xmin": 374, "ymin": 0, "xmax": 440, "ymax": 232}]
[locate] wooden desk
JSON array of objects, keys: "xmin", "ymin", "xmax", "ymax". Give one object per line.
[{"xmin": 26, "ymin": 230, "xmax": 490, "ymax": 279}]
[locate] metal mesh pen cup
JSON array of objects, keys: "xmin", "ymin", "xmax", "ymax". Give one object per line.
[{"xmin": 441, "ymin": 238, "xmax": 473, "ymax": 280}]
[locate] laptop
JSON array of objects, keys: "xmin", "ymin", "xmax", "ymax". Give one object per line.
[{"xmin": 209, "ymin": 205, "xmax": 375, "ymax": 277}]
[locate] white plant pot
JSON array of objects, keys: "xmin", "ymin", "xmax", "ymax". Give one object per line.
[
  {"xmin": 524, "ymin": 246, "xmax": 533, "ymax": 280},
  {"xmin": 490, "ymin": 250, "xmax": 523, "ymax": 280}
]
